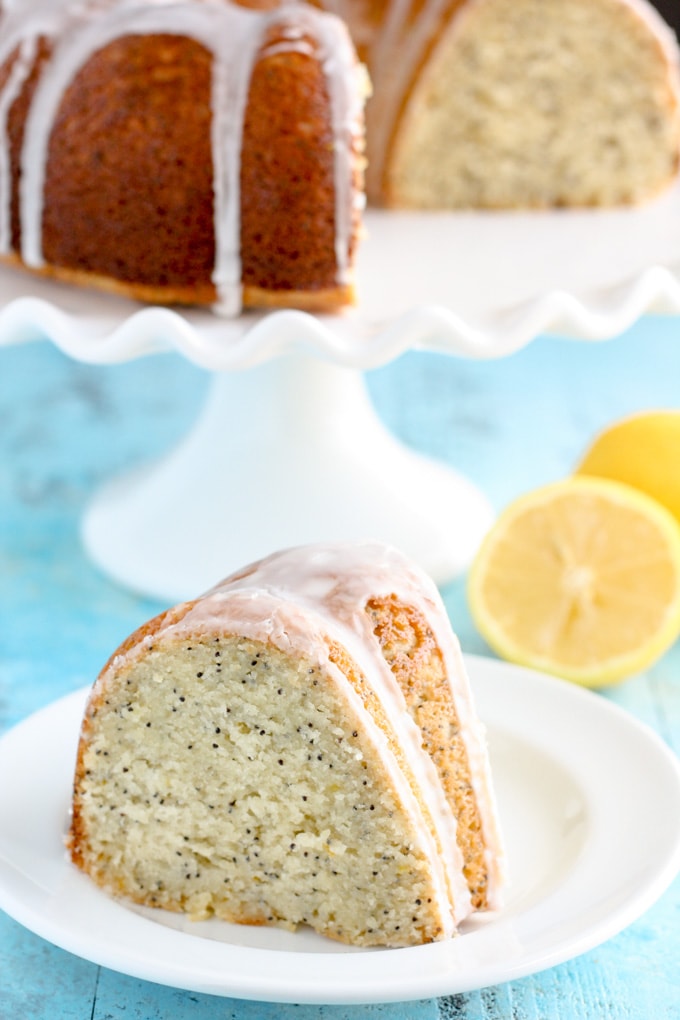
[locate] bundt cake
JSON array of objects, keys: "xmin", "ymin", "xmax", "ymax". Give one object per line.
[
  {"xmin": 332, "ymin": 0, "xmax": 680, "ymax": 208},
  {"xmin": 68, "ymin": 541, "xmax": 505, "ymax": 948},
  {"xmin": 0, "ymin": 0, "xmax": 367, "ymax": 314},
  {"xmin": 0, "ymin": 0, "xmax": 676, "ymax": 316}
]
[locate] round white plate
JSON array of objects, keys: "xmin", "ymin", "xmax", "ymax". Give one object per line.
[
  {"xmin": 1, "ymin": 655, "xmax": 679, "ymax": 1004},
  {"xmin": 1, "ymin": 190, "xmax": 680, "ymax": 370}
]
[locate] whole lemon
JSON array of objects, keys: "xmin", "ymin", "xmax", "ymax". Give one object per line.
[{"xmin": 575, "ymin": 410, "xmax": 680, "ymax": 522}]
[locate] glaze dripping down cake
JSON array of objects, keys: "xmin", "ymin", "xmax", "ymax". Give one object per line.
[
  {"xmin": 0, "ymin": 0, "xmax": 677, "ymax": 317},
  {"xmin": 68, "ymin": 541, "xmax": 505, "ymax": 948},
  {"xmin": 0, "ymin": 0, "xmax": 366, "ymax": 314}
]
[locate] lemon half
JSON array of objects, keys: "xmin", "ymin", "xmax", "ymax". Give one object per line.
[{"xmin": 468, "ymin": 477, "xmax": 680, "ymax": 687}]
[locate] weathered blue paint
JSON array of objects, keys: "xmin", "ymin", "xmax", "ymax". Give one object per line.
[{"xmin": 2, "ymin": 317, "xmax": 679, "ymax": 1018}]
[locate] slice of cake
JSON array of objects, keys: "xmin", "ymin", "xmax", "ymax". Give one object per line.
[{"xmin": 68, "ymin": 541, "xmax": 505, "ymax": 948}]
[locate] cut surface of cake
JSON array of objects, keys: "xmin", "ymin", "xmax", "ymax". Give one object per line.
[
  {"xmin": 0, "ymin": 0, "xmax": 366, "ymax": 314},
  {"xmin": 68, "ymin": 541, "xmax": 505, "ymax": 948},
  {"xmin": 330, "ymin": 0, "xmax": 680, "ymax": 208}
]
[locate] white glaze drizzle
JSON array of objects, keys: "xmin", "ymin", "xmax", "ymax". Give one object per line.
[
  {"xmin": 363, "ymin": 0, "xmax": 455, "ymax": 198},
  {"xmin": 0, "ymin": 33, "xmax": 36, "ymax": 251},
  {"xmin": 0, "ymin": 0, "xmax": 362, "ymax": 312},
  {"xmin": 223, "ymin": 589, "xmax": 461, "ymax": 934},
  {"xmin": 217, "ymin": 541, "xmax": 506, "ymax": 913},
  {"xmin": 103, "ymin": 540, "xmax": 508, "ymax": 929},
  {"xmin": 167, "ymin": 585, "xmax": 467, "ymax": 933}
]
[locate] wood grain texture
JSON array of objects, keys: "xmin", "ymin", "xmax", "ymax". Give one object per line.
[{"xmin": 1, "ymin": 316, "xmax": 679, "ymax": 1018}]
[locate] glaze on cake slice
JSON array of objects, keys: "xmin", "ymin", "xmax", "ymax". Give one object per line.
[{"xmin": 68, "ymin": 541, "xmax": 505, "ymax": 947}]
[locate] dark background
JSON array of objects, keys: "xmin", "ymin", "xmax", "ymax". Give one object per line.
[{"xmin": 651, "ymin": 0, "xmax": 680, "ymax": 34}]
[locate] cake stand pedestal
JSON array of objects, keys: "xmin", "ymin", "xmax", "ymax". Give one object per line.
[
  {"xmin": 4, "ymin": 195, "xmax": 680, "ymax": 602},
  {"xmin": 81, "ymin": 351, "xmax": 493, "ymax": 603}
]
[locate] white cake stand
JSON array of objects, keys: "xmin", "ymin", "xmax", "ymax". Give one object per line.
[{"xmin": 3, "ymin": 196, "xmax": 680, "ymax": 602}]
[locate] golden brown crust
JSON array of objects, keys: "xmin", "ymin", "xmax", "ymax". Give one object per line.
[
  {"xmin": 367, "ymin": 595, "xmax": 490, "ymax": 909},
  {"xmin": 325, "ymin": 637, "xmax": 448, "ymax": 934},
  {"xmin": 40, "ymin": 35, "xmax": 215, "ymax": 294},
  {"xmin": 2, "ymin": 12, "xmax": 363, "ymax": 312},
  {"xmin": 242, "ymin": 282, "xmax": 356, "ymax": 312},
  {"xmin": 241, "ymin": 37, "xmax": 354, "ymax": 297},
  {"xmin": 0, "ymin": 250, "xmax": 355, "ymax": 312}
]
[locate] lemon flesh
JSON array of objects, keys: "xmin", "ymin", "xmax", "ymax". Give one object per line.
[
  {"xmin": 468, "ymin": 477, "xmax": 680, "ymax": 687},
  {"xmin": 576, "ymin": 410, "xmax": 680, "ymax": 522}
]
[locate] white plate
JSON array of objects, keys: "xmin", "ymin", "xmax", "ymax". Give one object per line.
[
  {"xmin": 1, "ymin": 190, "xmax": 680, "ymax": 370},
  {"xmin": 1, "ymin": 655, "xmax": 679, "ymax": 1004}
]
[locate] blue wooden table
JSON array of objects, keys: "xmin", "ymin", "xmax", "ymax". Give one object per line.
[{"xmin": 1, "ymin": 316, "xmax": 679, "ymax": 1018}]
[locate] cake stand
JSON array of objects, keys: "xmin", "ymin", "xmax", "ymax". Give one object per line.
[{"xmin": 3, "ymin": 192, "xmax": 680, "ymax": 602}]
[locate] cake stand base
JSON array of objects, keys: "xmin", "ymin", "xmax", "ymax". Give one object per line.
[{"xmin": 81, "ymin": 354, "xmax": 493, "ymax": 602}]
